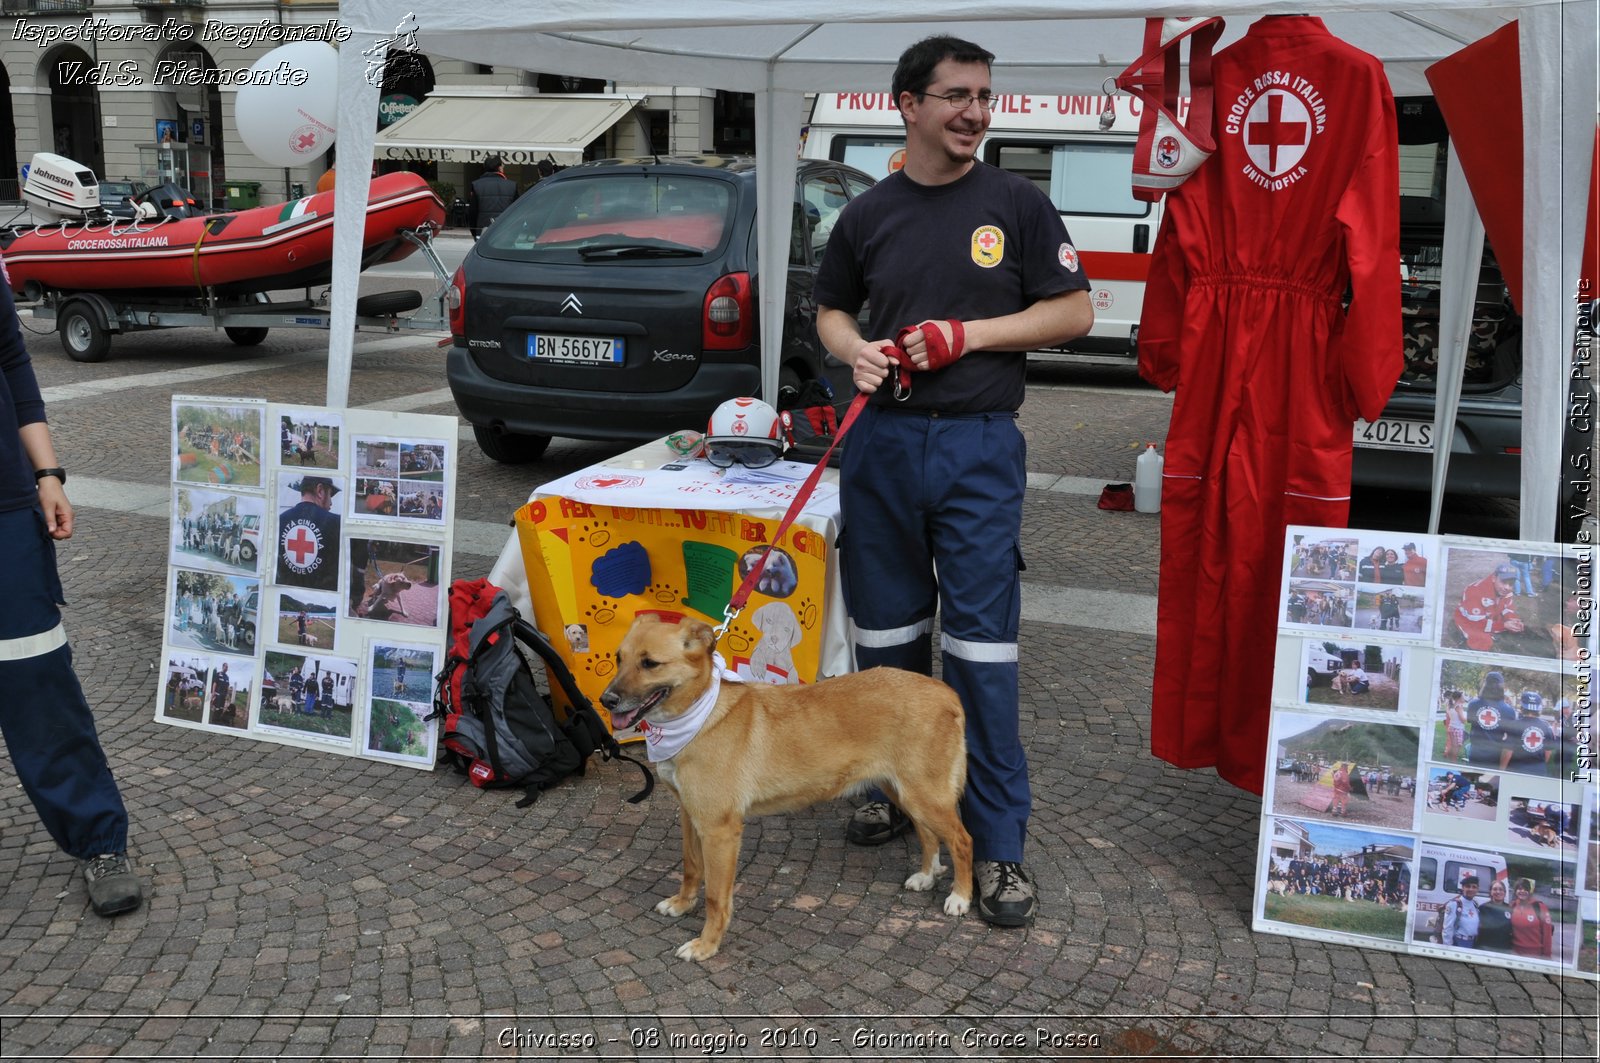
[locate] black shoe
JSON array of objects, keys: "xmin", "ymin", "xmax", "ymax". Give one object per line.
[
  {"xmin": 82, "ymin": 853, "xmax": 142, "ymax": 917},
  {"xmin": 975, "ymin": 860, "xmax": 1037, "ymax": 927},
  {"xmin": 845, "ymin": 801, "xmax": 914, "ymax": 846}
]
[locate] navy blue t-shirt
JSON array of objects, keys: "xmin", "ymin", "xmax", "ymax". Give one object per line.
[
  {"xmin": 814, "ymin": 162, "xmax": 1089, "ymax": 413},
  {"xmin": 0, "ymin": 258, "xmax": 47, "ymax": 514}
]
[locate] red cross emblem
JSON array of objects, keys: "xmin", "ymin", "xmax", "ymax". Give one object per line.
[
  {"xmin": 296, "ymin": 132, "xmax": 318, "ymax": 152},
  {"xmin": 1522, "ymin": 727, "xmax": 1545, "ymax": 754},
  {"xmin": 1246, "ymin": 92, "xmax": 1309, "ymax": 174},
  {"xmin": 1476, "ymin": 706, "xmax": 1501, "ymax": 731},
  {"xmin": 977, "ymin": 230, "xmax": 998, "ymax": 252},
  {"xmin": 283, "ymin": 522, "xmax": 322, "ymax": 570}
]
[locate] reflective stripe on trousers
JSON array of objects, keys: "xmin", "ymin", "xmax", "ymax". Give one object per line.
[{"xmin": 840, "ymin": 404, "xmax": 1031, "ymax": 862}]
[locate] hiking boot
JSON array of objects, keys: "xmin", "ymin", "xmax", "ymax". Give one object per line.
[
  {"xmin": 82, "ymin": 853, "xmax": 142, "ymax": 917},
  {"xmin": 975, "ymin": 860, "xmax": 1036, "ymax": 927},
  {"xmin": 845, "ymin": 801, "xmax": 913, "ymax": 846}
]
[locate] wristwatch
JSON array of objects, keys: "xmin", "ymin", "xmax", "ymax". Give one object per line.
[{"xmin": 34, "ymin": 467, "xmax": 66, "ymax": 485}]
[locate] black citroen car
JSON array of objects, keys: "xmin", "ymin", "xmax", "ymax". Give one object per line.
[{"xmin": 446, "ymin": 155, "xmax": 874, "ymax": 462}]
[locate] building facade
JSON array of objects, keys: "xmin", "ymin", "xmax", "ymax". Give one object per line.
[{"xmin": 2, "ymin": 0, "xmax": 754, "ymax": 207}]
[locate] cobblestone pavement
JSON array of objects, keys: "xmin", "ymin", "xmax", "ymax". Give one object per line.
[{"xmin": 0, "ymin": 250, "xmax": 1593, "ymax": 1060}]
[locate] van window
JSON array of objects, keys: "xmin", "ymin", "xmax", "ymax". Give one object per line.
[
  {"xmin": 1417, "ymin": 857, "xmax": 1436, "ymax": 891},
  {"xmin": 989, "ymin": 141, "xmax": 1151, "ymax": 218},
  {"xmin": 829, "ymin": 135, "xmax": 904, "ymax": 179},
  {"xmin": 1443, "ymin": 859, "xmax": 1494, "ymax": 892}
]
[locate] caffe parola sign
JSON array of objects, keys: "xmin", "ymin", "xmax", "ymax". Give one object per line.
[
  {"xmin": 378, "ymin": 94, "xmax": 419, "ymax": 128},
  {"xmin": 376, "ymin": 146, "xmax": 569, "ymax": 164}
]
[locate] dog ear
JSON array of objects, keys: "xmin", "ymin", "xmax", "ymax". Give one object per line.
[{"xmin": 682, "ymin": 620, "xmax": 716, "ymax": 654}]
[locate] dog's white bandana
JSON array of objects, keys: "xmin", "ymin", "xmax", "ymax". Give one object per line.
[{"xmin": 638, "ymin": 652, "xmax": 743, "ymax": 763}]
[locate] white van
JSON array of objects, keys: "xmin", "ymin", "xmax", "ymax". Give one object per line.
[
  {"xmin": 801, "ymin": 91, "xmax": 1187, "ymax": 364},
  {"xmin": 1412, "ymin": 841, "xmax": 1508, "ymax": 943}
]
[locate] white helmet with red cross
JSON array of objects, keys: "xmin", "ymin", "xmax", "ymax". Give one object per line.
[{"xmin": 704, "ymin": 396, "xmax": 784, "ymax": 467}]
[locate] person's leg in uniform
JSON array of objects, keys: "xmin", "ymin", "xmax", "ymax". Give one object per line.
[
  {"xmin": 838, "ymin": 406, "xmax": 935, "ymax": 846},
  {"xmin": 0, "ymin": 508, "xmax": 140, "ymax": 916},
  {"xmin": 925, "ymin": 413, "xmax": 1034, "ymax": 926}
]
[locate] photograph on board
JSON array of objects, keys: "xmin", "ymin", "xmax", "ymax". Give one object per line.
[
  {"xmin": 1410, "ymin": 840, "xmax": 1576, "ymax": 967},
  {"xmin": 173, "ymin": 399, "xmax": 264, "ymax": 488},
  {"xmin": 171, "ymin": 486, "xmax": 265, "ymax": 577},
  {"xmin": 1266, "ymin": 712, "xmax": 1421, "ymax": 831},
  {"xmin": 346, "ymin": 537, "xmax": 442, "ymax": 628},
  {"xmin": 278, "ymin": 409, "xmax": 343, "ymax": 471},
  {"xmin": 273, "ymin": 471, "xmax": 345, "ymax": 592},
  {"xmin": 1260, "ymin": 817, "xmax": 1414, "ymax": 945},
  {"xmin": 1440, "ymin": 545, "xmax": 1584, "ymax": 663},
  {"xmin": 1299, "ymin": 639, "xmax": 1407, "ymax": 712},
  {"xmin": 258, "ymin": 650, "xmax": 358, "ymax": 747}
]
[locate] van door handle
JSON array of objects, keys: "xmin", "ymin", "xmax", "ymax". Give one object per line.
[{"xmin": 1133, "ymin": 224, "xmax": 1150, "ymax": 254}]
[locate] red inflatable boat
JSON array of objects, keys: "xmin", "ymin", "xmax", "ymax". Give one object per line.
[{"xmin": 1, "ymin": 172, "xmax": 445, "ymax": 298}]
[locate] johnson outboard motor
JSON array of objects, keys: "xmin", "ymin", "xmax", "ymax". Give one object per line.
[{"xmin": 22, "ymin": 152, "xmax": 102, "ymax": 218}]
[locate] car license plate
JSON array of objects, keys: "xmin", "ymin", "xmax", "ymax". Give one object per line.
[
  {"xmin": 1353, "ymin": 417, "xmax": 1433, "ymax": 452},
  {"xmin": 527, "ymin": 333, "xmax": 624, "ymax": 365}
]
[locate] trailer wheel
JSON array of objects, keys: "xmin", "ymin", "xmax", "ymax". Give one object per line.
[
  {"xmin": 356, "ymin": 290, "xmax": 423, "ymax": 316},
  {"xmin": 225, "ymin": 326, "xmax": 270, "ymax": 346},
  {"xmin": 60, "ymin": 303, "xmax": 111, "ymax": 362}
]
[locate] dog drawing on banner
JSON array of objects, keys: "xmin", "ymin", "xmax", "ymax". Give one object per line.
[
  {"xmin": 601, "ymin": 613, "xmax": 972, "ymax": 962},
  {"xmin": 747, "ymin": 602, "xmax": 802, "ymax": 684}
]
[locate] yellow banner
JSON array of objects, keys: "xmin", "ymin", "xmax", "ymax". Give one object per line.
[{"xmin": 515, "ymin": 498, "xmax": 831, "ymax": 726}]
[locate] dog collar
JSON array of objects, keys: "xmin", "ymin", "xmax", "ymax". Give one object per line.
[{"xmin": 638, "ymin": 652, "xmax": 743, "ymax": 763}]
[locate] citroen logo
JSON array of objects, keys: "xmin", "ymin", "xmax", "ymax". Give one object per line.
[{"xmin": 559, "ymin": 293, "xmax": 583, "ymax": 314}]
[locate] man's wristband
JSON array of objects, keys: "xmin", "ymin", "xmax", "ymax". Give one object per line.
[{"xmin": 34, "ymin": 467, "xmax": 66, "ymax": 486}]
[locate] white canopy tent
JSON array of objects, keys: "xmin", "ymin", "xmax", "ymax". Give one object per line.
[{"xmin": 330, "ymin": 0, "xmax": 1595, "ymax": 541}]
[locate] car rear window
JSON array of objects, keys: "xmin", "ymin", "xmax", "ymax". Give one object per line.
[{"xmin": 479, "ymin": 173, "xmax": 734, "ymax": 259}]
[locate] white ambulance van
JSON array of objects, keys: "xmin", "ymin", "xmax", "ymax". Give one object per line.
[{"xmin": 801, "ymin": 91, "xmax": 1187, "ymax": 364}]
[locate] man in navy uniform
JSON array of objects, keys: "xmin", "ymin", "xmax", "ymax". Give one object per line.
[
  {"xmin": 276, "ymin": 476, "xmax": 341, "ymax": 591},
  {"xmin": 0, "ymin": 259, "xmax": 141, "ymax": 916}
]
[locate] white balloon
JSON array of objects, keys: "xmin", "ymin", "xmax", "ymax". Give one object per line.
[{"xmin": 233, "ymin": 42, "xmax": 339, "ymax": 168}]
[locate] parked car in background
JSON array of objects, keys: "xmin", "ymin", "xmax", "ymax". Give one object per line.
[
  {"xmin": 95, "ymin": 179, "xmax": 147, "ymax": 220},
  {"xmin": 446, "ymin": 154, "xmax": 874, "ymax": 462}
]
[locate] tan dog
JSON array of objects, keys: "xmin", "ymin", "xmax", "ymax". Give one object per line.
[
  {"xmin": 1529, "ymin": 822, "xmax": 1562, "ymax": 847},
  {"xmin": 601, "ymin": 613, "xmax": 972, "ymax": 961},
  {"xmin": 362, "ymin": 572, "xmax": 413, "ymax": 619}
]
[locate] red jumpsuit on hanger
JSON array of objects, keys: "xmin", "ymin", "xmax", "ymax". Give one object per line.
[{"xmin": 1139, "ymin": 16, "xmax": 1402, "ymax": 793}]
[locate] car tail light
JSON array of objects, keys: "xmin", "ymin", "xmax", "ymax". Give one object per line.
[
  {"xmin": 448, "ymin": 264, "xmax": 466, "ymax": 339},
  {"xmin": 703, "ymin": 271, "xmax": 752, "ymax": 351}
]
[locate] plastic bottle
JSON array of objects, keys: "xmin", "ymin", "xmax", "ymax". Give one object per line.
[{"xmin": 1134, "ymin": 443, "xmax": 1163, "ymax": 513}]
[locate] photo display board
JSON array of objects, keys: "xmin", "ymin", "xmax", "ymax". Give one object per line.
[
  {"xmin": 155, "ymin": 397, "xmax": 455, "ymax": 770},
  {"xmin": 1256, "ymin": 527, "xmax": 1597, "ymax": 978}
]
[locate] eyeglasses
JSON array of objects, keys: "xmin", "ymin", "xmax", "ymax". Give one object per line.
[
  {"xmin": 705, "ymin": 440, "xmax": 781, "ymax": 469},
  {"xmin": 917, "ymin": 90, "xmax": 998, "ymax": 112}
]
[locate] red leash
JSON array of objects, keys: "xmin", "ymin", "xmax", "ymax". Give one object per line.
[
  {"xmin": 716, "ymin": 318, "xmax": 964, "ymax": 636},
  {"xmin": 715, "ymin": 390, "xmax": 868, "ymax": 638}
]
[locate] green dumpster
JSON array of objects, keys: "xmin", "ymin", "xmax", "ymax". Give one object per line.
[{"xmin": 225, "ymin": 180, "xmax": 262, "ymax": 210}]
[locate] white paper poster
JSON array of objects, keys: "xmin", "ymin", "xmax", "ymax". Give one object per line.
[
  {"xmin": 1257, "ymin": 527, "xmax": 1596, "ymax": 979},
  {"xmin": 155, "ymin": 397, "xmax": 456, "ymax": 770}
]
